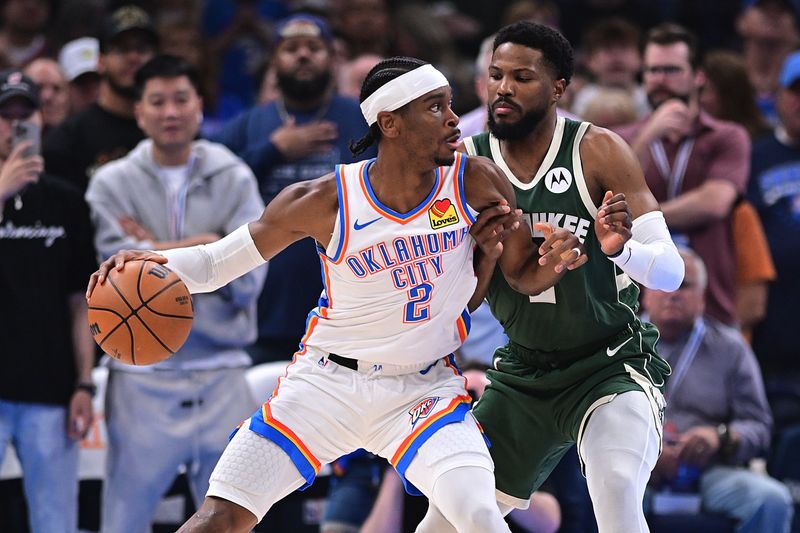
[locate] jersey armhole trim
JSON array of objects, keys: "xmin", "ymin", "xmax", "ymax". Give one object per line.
[
  {"xmin": 324, "ymin": 164, "xmax": 353, "ymax": 263},
  {"xmin": 572, "ymin": 122, "xmax": 598, "ymax": 217},
  {"xmin": 453, "ymin": 152, "xmax": 477, "ymax": 223}
]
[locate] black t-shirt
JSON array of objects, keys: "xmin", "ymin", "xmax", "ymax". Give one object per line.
[
  {"xmin": 43, "ymin": 102, "xmax": 145, "ymax": 192},
  {"xmin": 0, "ymin": 175, "xmax": 98, "ymax": 405}
]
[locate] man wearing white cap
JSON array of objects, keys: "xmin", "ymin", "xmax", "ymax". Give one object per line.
[
  {"xmin": 58, "ymin": 37, "xmax": 100, "ymax": 114},
  {"xmin": 88, "ymin": 56, "xmax": 586, "ymax": 532},
  {"xmin": 43, "ymin": 5, "xmax": 157, "ymax": 192}
]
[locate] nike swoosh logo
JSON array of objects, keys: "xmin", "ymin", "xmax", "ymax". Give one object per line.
[
  {"xmin": 606, "ymin": 337, "xmax": 632, "ymax": 357},
  {"xmin": 353, "ymin": 217, "xmax": 381, "ymax": 230}
]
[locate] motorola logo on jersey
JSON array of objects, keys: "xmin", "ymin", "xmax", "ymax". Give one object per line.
[
  {"xmin": 544, "ymin": 167, "xmax": 573, "ymax": 194},
  {"xmin": 428, "ymin": 198, "xmax": 459, "ymax": 229}
]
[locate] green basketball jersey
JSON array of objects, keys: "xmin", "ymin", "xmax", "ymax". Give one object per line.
[{"xmin": 463, "ymin": 117, "xmax": 640, "ymax": 352}]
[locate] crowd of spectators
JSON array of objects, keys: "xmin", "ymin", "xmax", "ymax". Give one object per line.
[{"xmin": 0, "ymin": 1, "xmax": 799, "ymax": 532}]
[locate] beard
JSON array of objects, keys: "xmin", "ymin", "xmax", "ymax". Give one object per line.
[
  {"xmin": 488, "ymin": 103, "xmax": 548, "ymax": 140},
  {"xmin": 277, "ymin": 70, "xmax": 332, "ymax": 102}
]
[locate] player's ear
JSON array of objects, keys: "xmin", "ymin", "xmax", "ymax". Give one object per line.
[
  {"xmin": 376, "ymin": 111, "xmax": 400, "ymax": 139},
  {"xmin": 553, "ymin": 78, "xmax": 566, "ymax": 102}
]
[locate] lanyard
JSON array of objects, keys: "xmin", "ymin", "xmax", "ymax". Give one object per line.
[
  {"xmin": 665, "ymin": 318, "xmax": 705, "ymax": 400},
  {"xmin": 650, "ymin": 138, "xmax": 695, "ymax": 200}
]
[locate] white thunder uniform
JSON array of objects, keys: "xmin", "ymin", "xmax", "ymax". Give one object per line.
[{"xmin": 221, "ymin": 152, "xmax": 493, "ymax": 503}]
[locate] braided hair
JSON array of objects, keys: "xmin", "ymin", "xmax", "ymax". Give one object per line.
[{"xmin": 349, "ymin": 56, "xmax": 428, "ymax": 157}]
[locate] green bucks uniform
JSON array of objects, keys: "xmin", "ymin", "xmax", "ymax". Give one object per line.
[{"xmin": 463, "ymin": 117, "xmax": 669, "ymax": 507}]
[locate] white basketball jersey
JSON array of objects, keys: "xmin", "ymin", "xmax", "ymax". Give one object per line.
[{"xmin": 302, "ymin": 152, "xmax": 478, "ymax": 365}]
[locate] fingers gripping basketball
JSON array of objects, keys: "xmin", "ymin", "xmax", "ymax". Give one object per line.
[{"xmin": 87, "ymin": 260, "xmax": 193, "ymax": 365}]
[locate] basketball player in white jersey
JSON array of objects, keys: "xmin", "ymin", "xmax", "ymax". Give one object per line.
[{"xmin": 87, "ymin": 57, "xmax": 587, "ymax": 533}]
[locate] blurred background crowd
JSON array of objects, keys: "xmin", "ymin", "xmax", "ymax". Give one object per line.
[{"xmin": 0, "ymin": 0, "xmax": 799, "ymax": 532}]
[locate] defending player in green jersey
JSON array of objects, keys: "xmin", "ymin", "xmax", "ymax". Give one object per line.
[{"xmin": 417, "ymin": 22, "xmax": 685, "ymax": 533}]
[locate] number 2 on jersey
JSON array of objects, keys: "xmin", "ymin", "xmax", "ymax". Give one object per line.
[{"xmin": 404, "ymin": 282, "xmax": 433, "ymax": 322}]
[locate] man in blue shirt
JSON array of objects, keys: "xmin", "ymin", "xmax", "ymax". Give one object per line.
[
  {"xmin": 212, "ymin": 14, "xmax": 376, "ymax": 364},
  {"xmin": 748, "ymin": 50, "xmax": 800, "ymax": 434}
]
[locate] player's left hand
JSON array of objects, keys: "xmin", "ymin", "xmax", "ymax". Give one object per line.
[
  {"xmin": 534, "ymin": 222, "xmax": 588, "ymax": 273},
  {"xmin": 595, "ymin": 190, "xmax": 632, "ymax": 256},
  {"xmin": 678, "ymin": 425, "xmax": 720, "ymax": 467}
]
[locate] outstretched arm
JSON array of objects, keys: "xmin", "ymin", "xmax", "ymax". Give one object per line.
[
  {"xmin": 583, "ymin": 127, "xmax": 684, "ymax": 291},
  {"xmin": 87, "ymin": 175, "xmax": 338, "ymax": 297}
]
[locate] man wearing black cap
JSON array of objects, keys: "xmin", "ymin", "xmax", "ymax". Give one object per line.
[
  {"xmin": 0, "ymin": 69, "xmax": 97, "ymax": 533},
  {"xmin": 212, "ymin": 13, "xmax": 376, "ymax": 367},
  {"xmin": 42, "ymin": 5, "xmax": 157, "ymax": 192}
]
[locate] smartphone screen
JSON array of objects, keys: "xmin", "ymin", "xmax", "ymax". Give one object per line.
[{"xmin": 12, "ymin": 120, "xmax": 41, "ymax": 158}]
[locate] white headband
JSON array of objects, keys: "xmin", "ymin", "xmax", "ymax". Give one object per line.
[{"xmin": 360, "ymin": 64, "xmax": 449, "ymax": 126}]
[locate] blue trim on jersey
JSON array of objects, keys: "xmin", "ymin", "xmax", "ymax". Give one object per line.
[
  {"xmin": 315, "ymin": 250, "xmax": 330, "ymax": 309},
  {"xmin": 228, "ymin": 409, "xmax": 318, "ymax": 491},
  {"xmin": 446, "ymin": 352, "xmax": 462, "ymax": 373},
  {"xmin": 394, "ymin": 402, "xmax": 471, "ymax": 496},
  {"xmin": 460, "ymin": 308, "xmax": 472, "ymax": 335},
  {"xmin": 455, "ymin": 153, "xmax": 476, "ymax": 223},
  {"xmin": 299, "ymin": 308, "xmax": 324, "ymax": 353},
  {"xmin": 361, "ymin": 159, "xmax": 442, "ymax": 220},
  {"xmin": 328, "ymin": 165, "xmax": 348, "ymax": 262}
]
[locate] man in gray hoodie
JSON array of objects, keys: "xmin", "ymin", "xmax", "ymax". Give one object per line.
[{"xmin": 85, "ymin": 55, "xmax": 266, "ymax": 533}]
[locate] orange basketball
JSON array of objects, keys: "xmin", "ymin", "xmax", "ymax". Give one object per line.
[{"xmin": 87, "ymin": 260, "xmax": 193, "ymax": 365}]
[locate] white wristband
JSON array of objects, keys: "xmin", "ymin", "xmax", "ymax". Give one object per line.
[
  {"xmin": 159, "ymin": 224, "xmax": 266, "ymax": 294},
  {"xmin": 608, "ymin": 211, "xmax": 684, "ymax": 291}
]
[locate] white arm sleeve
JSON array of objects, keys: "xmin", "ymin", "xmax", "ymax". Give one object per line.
[
  {"xmin": 608, "ymin": 211, "xmax": 684, "ymax": 291},
  {"xmin": 158, "ymin": 224, "xmax": 267, "ymax": 294}
]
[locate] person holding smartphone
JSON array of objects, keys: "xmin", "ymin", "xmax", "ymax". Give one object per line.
[{"xmin": 0, "ymin": 69, "xmax": 97, "ymax": 533}]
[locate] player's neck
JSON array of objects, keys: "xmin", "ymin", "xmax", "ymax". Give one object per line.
[
  {"xmin": 498, "ymin": 114, "xmax": 557, "ymax": 174},
  {"xmin": 369, "ymin": 156, "xmax": 438, "ymax": 214}
]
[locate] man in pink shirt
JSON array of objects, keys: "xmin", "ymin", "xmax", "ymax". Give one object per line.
[{"xmin": 615, "ymin": 23, "xmax": 750, "ymax": 326}]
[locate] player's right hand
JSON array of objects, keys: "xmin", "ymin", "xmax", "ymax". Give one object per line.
[{"xmin": 86, "ymin": 250, "xmax": 168, "ymax": 299}]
